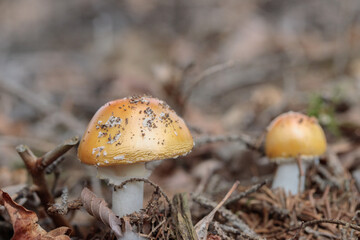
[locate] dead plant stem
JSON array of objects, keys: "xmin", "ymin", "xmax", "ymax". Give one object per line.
[
  {"xmin": 225, "ymin": 179, "xmax": 269, "ymax": 206},
  {"xmin": 16, "ymin": 136, "xmax": 79, "ymax": 229}
]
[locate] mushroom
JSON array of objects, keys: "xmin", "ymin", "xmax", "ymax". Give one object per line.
[
  {"xmin": 78, "ymin": 96, "xmax": 194, "ymax": 217},
  {"xmin": 265, "ymin": 111, "xmax": 327, "ymax": 194}
]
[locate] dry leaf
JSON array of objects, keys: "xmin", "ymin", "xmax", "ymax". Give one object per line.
[
  {"xmin": 80, "ymin": 187, "xmax": 122, "ymax": 238},
  {"xmin": 0, "ymin": 189, "xmax": 71, "ymax": 240}
]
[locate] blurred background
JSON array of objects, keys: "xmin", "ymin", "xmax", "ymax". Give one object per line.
[{"xmin": 1, "ymin": 0, "xmax": 360, "ymax": 203}]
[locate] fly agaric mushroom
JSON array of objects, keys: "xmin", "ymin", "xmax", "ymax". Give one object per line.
[
  {"xmin": 265, "ymin": 111, "xmax": 327, "ymax": 194},
  {"xmin": 78, "ymin": 96, "xmax": 194, "ymax": 217}
]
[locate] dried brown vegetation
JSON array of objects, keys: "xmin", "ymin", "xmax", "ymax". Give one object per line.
[{"xmin": 1, "ymin": 0, "xmax": 360, "ymax": 239}]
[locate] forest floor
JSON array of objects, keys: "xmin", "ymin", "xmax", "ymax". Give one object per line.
[{"xmin": 1, "ymin": 0, "xmax": 360, "ymax": 239}]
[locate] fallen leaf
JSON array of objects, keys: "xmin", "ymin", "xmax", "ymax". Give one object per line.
[
  {"xmin": 0, "ymin": 189, "xmax": 71, "ymax": 240},
  {"xmin": 80, "ymin": 187, "xmax": 122, "ymax": 238}
]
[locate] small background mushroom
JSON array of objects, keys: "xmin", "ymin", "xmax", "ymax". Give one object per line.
[{"xmin": 265, "ymin": 111, "xmax": 327, "ymax": 194}]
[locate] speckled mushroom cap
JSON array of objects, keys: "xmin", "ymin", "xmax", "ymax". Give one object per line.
[
  {"xmin": 78, "ymin": 96, "xmax": 194, "ymax": 166},
  {"xmin": 265, "ymin": 111, "xmax": 327, "ymax": 162}
]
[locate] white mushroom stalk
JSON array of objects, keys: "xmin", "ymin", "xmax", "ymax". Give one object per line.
[
  {"xmin": 271, "ymin": 157, "xmax": 319, "ymax": 195},
  {"xmin": 97, "ymin": 163, "xmax": 150, "ymax": 217},
  {"xmin": 272, "ymin": 162, "xmax": 304, "ymax": 194}
]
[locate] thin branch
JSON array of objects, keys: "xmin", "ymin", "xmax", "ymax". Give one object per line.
[
  {"xmin": 16, "ymin": 137, "xmax": 78, "ymax": 229},
  {"xmin": 16, "ymin": 145, "xmax": 38, "ymax": 171},
  {"xmin": 225, "ymin": 179, "xmax": 269, "ymax": 206},
  {"xmin": 288, "ymin": 219, "xmax": 360, "ymax": 232},
  {"xmin": 289, "ymin": 221, "xmax": 305, "ymax": 240},
  {"xmin": 46, "ymin": 156, "xmax": 65, "ymax": 174},
  {"xmin": 16, "ymin": 145, "xmax": 70, "ymax": 228},
  {"xmin": 307, "ymin": 226, "xmax": 340, "ymax": 239},
  {"xmin": 195, "ymin": 181, "xmax": 239, "ymax": 240},
  {"xmin": 265, "ymin": 219, "xmax": 360, "ymax": 237},
  {"xmin": 51, "ymin": 167, "xmax": 61, "ymax": 196},
  {"xmin": 48, "ymin": 199, "xmax": 83, "ymax": 215},
  {"xmin": 192, "ymin": 194, "xmax": 263, "ymax": 240},
  {"xmin": 211, "ymin": 222, "xmax": 232, "ymax": 240},
  {"xmin": 183, "ymin": 60, "xmax": 238, "ymax": 102},
  {"xmin": 145, "ymin": 219, "xmax": 166, "ymax": 238},
  {"xmin": 0, "ymin": 78, "xmax": 55, "ymax": 114},
  {"xmin": 0, "ymin": 79, "xmax": 85, "ymax": 134},
  {"xmin": 48, "ymin": 187, "xmax": 73, "ymax": 216},
  {"xmin": 195, "ymin": 134, "xmax": 263, "ymax": 154},
  {"xmin": 214, "ymin": 221, "xmax": 270, "ymax": 239},
  {"xmin": 40, "ymin": 136, "xmax": 79, "ymax": 170}
]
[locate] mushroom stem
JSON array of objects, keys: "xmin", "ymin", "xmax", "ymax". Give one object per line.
[
  {"xmin": 97, "ymin": 162, "xmax": 151, "ymax": 217},
  {"xmin": 112, "ymin": 180, "xmax": 144, "ymax": 217},
  {"xmin": 272, "ymin": 162, "xmax": 307, "ymax": 195}
]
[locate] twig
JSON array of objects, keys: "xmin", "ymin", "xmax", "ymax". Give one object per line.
[
  {"xmin": 13, "ymin": 186, "xmax": 32, "ymax": 203},
  {"xmin": 48, "ymin": 199, "xmax": 83, "ymax": 215},
  {"xmin": 183, "ymin": 60, "xmax": 238, "ymax": 103},
  {"xmin": 144, "ymin": 219, "xmax": 166, "ymax": 238},
  {"xmin": 49, "ymin": 188, "xmax": 69, "ymax": 215},
  {"xmin": 172, "ymin": 193, "xmax": 198, "ymax": 240},
  {"xmin": 195, "ymin": 134, "xmax": 263, "ymax": 154},
  {"xmin": 311, "ymin": 175, "xmax": 329, "ymax": 191},
  {"xmin": 316, "ymin": 165, "xmax": 342, "ymax": 189},
  {"xmin": 289, "ymin": 221, "xmax": 304, "ymax": 240},
  {"xmin": 192, "ymin": 194, "xmax": 263, "ymax": 240},
  {"xmin": 40, "ymin": 136, "xmax": 79, "ymax": 170},
  {"xmin": 52, "ymin": 170, "xmax": 61, "ymax": 197},
  {"xmin": 16, "ymin": 145, "xmax": 70, "ymax": 228},
  {"xmin": 266, "ymin": 219, "xmax": 360, "ymax": 237},
  {"xmin": 213, "ymin": 221, "xmax": 270, "ymax": 240},
  {"xmin": 193, "ymin": 159, "xmax": 223, "ymax": 195},
  {"xmin": 47, "ymin": 157, "xmax": 64, "ymax": 195},
  {"xmin": 290, "ymin": 219, "xmax": 360, "ymax": 232},
  {"xmin": 115, "ymin": 178, "xmax": 172, "ymax": 213},
  {"xmin": 46, "ymin": 156, "xmax": 65, "ymax": 174},
  {"xmin": 212, "ymin": 222, "xmax": 241, "ymax": 236},
  {"xmin": 61, "ymin": 188, "xmax": 68, "ymax": 211},
  {"xmin": 195, "ymin": 181, "xmax": 239, "ymax": 240},
  {"xmin": 349, "ymin": 210, "xmax": 360, "ymax": 238},
  {"xmin": 225, "ymin": 179, "xmax": 269, "ymax": 206},
  {"xmin": 326, "ymin": 150, "xmax": 346, "ymax": 178},
  {"xmin": 246, "ymin": 201, "xmax": 289, "ymax": 219},
  {"xmin": 0, "ymin": 79, "xmax": 85, "ymax": 134},
  {"xmin": 0, "ymin": 78, "xmax": 55, "ymax": 114},
  {"xmin": 304, "ymin": 226, "xmax": 340, "ymax": 239},
  {"xmin": 16, "ymin": 136, "xmax": 79, "ymax": 228},
  {"xmin": 211, "ymin": 221, "xmax": 231, "ymax": 240}
]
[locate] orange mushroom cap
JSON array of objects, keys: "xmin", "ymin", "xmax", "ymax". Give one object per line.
[
  {"xmin": 78, "ymin": 96, "xmax": 194, "ymax": 166},
  {"xmin": 265, "ymin": 111, "xmax": 327, "ymax": 161}
]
